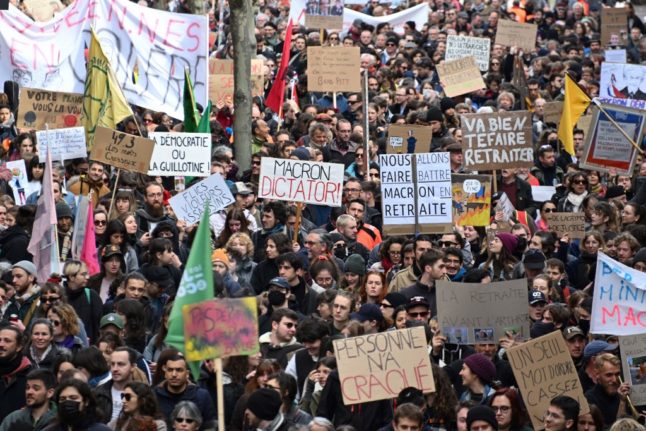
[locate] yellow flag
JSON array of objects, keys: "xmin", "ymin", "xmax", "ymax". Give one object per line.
[
  {"xmin": 82, "ymin": 29, "xmax": 134, "ymax": 150},
  {"xmin": 557, "ymin": 74, "xmax": 591, "ymax": 156}
]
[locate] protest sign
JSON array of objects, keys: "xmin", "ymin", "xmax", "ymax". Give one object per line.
[
  {"xmin": 182, "ymin": 297, "xmax": 259, "ymax": 362},
  {"xmin": 436, "ymin": 279, "xmax": 529, "ymax": 344},
  {"xmin": 379, "ymin": 153, "xmax": 452, "ymax": 235},
  {"xmin": 386, "ymin": 124, "xmax": 433, "ymax": 154},
  {"xmin": 600, "ymin": 63, "xmax": 646, "ymax": 102},
  {"xmin": 7, "ymin": 160, "xmax": 29, "ymax": 205},
  {"xmin": 148, "ymin": 133, "xmax": 211, "ymax": 177},
  {"xmin": 619, "ymin": 335, "xmax": 646, "ymax": 405},
  {"xmin": 544, "ymin": 213, "xmax": 585, "ymax": 239},
  {"xmin": 92, "ymin": 127, "xmax": 155, "ymax": 174},
  {"xmin": 22, "ymin": 0, "xmax": 64, "ymax": 21},
  {"xmin": 591, "ymin": 252, "xmax": 646, "ymax": 336},
  {"xmin": 17, "ymin": 88, "xmax": 83, "ymax": 130},
  {"xmin": 495, "ymin": 20, "xmax": 537, "ymax": 52},
  {"xmin": 35, "ymin": 127, "xmax": 87, "ymax": 160},
  {"xmin": 508, "ymin": 331, "xmax": 589, "ymax": 429},
  {"xmin": 445, "ymin": 35, "xmax": 491, "ymax": 72},
  {"xmin": 461, "ymin": 111, "xmax": 534, "ymax": 171},
  {"xmin": 532, "ymin": 186, "xmax": 556, "ymax": 203},
  {"xmin": 304, "ymin": 0, "xmax": 344, "ymax": 29},
  {"xmin": 451, "ymin": 174, "xmax": 492, "ymax": 226},
  {"xmin": 169, "ymin": 173, "xmax": 235, "ymax": 225},
  {"xmin": 601, "ymin": 8, "xmax": 628, "ymax": 47},
  {"xmin": 543, "ymin": 101, "xmax": 563, "ymax": 126},
  {"xmin": 334, "ymin": 326, "xmax": 435, "ymax": 404},
  {"xmin": 605, "ymin": 49, "xmax": 627, "ymax": 63},
  {"xmin": 307, "ymin": 47, "xmax": 361, "ymax": 93},
  {"xmin": 577, "ymin": 113, "xmax": 594, "ymax": 135},
  {"xmin": 436, "ymin": 57, "xmax": 485, "ymax": 97},
  {"xmin": 208, "ymin": 59, "xmax": 264, "ymax": 104},
  {"xmin": 579, "ymin": 104, "xmax": 646, "ymax": 175},
  {"xmin": 259, "ymin": 157, "xmax": 344, "ymax": 207}
]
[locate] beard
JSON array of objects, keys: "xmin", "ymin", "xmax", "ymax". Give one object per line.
[{"xmin": 147, "ymin": 202, "xmax": 164, "ymax": 218}]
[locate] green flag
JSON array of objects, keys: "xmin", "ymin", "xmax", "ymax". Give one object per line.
[
  {"xmin": 183, "ymin": 68, "xmax": 200, "ymax": 132},
  {"xmin": 165, "ymin": 202, "xmax": 213, "ymax": 379}
]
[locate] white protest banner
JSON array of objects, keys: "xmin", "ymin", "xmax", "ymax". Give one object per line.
[
  {"xmin": 0, "ymin": 0, "xmax": 208, "ymax": 120},
  {"xmin": 619, "ymin": 335, "xmax": 646, "ymax": 405},
  {"xmin": 591, "ymin": 252, "xmax": 646, "ymax": 336},
  {"xmin": 169, "ymin": 173, "xmax": 235, "ymax": 225},
  {"xmin": 7, "ymin": 159, "xmax": 28, "ymax": 205},
  {"xmin": 600, "ymin": 63, "xmax": 646, "ymax": 102},
  {"xmin": 258, "ymin": 157, "xmax": 344, "ymax": 207},
  {"xmin": 436, "ymin": 279, "xmax": 529, "ymax": 344},
  {"xmin": 35, "ymin": 127, "xmax": 87, "ymax": 160},
  {"xmin": 333, "ymin": 327, "xmax": 435, "ymax": 405},
  {"xmin": 148, "ymin": 133, "xmax": 211, "ymax": 177},
  {"xmin": 532, "ymin": 186, "xmax": 556, "ymax": 203},
  {"xmin": 605, "ymin": 49, "xmax": 627, "ymax": 63},
  {"xmin": 445, "ymin": 35, "xmax": 491, "ymax": 72}
]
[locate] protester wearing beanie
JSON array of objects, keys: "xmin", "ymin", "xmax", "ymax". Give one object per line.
[
  {"xmin": 495, "ymin": 233, "xmax": 518, "ymax": 255},
  {"xmin": 460, "ymin": 353, "xmax": 497, "ymax": 403},
  {"xmin": 344, "ymin": 254, "xmax": 366, "ymax": 276},
  {"xmin": 467, "ymin": 405, "xmax": 499, "ymax": 431},
  {"xmin": 245, "ymin": 388, "xmax": 285, "ymax": 429}
]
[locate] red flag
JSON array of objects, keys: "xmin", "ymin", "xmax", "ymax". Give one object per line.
[
  {"xmin": 80, "ymin": 203, "xmax": 100, "ymax": 275},
  {"xmin": 265, "ymin": 19, "xmax": 294, "ymax": 114}
]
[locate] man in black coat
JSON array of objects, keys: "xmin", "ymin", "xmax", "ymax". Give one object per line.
[
  {"xmin": 497, "ymin": 169, "xmax": 537, "ymax": 218},
  {"xmin": 0, "ymin": 325, "xmax": 32, "ymax": 419}
]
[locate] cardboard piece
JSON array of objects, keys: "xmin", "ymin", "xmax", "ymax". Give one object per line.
[
  {"xmin": 17, "ymin": 88, "xmax": 83, "ymax": 130},
  {"xmin": 605, "ymin": 49, "xmax": 627, "ymax": 63},
  {"xmin": 436, "ymin": 56, "xmax": 486, "ymax": 97},
  {"xmin": 601, "ymin": 8, "xmax": 628, "ymax": 47},
  {"xmin": 208, "ymin": 59, "xmax": 264, "ymax": 104},
  {"xmin": 333, "ymin": 326, "xmax": 435, "ymax": 405},
  {"xmin": 532, "ymin": 186, "xmax": 556, "ymax": 203},
  {"xmin": 92, "ymin": 127, "xmax": 156, "ymax": 174},
  {"xmin": 304, "ymin": 0, "xmax": 344, "ymax": 29},
  {"xmin": 307, "ymin": 47, "xmax": 361, "ymax": 93},
  {"xmin": 507, "ymin": 331, "xmax": 590, "ymax": 429},
  {"xmin": 148, "ymin": 132, "xmax": 212, "ymax": 177},
  {"xmin": 544, "ymin": 213, "xmax": 585, "ymax": 239},
  {"xmin": 451, "ymin": 174, "xmax": 492, "ymax": 227},
  {"xmin": 23, "ymin": 0, "xmax": 64, "ymax": 21},
  {"xmin": 258, "ymin": 157, "xmax": 345, "ymax": 207},
  {"xmin": 445, "ymin": 35, "xmax": 491, "ymax": 72},
  {"xmin": 495, "ymin": 20, "xmax": 538, "ymax": 52},
  {"xmin": 542, "ymin": 101, "xmax": 563, "ymax": 126},
  {"xmin": 182, "ymin": 297, "xmax": 259, "ymax": 361},
  {"xmin": 461, "ymin": 111, "xmax": 534, "ymax": 171},
  {"xmin": 169, "ymin": 173, "xmax": 235, "ymax": 225},
  {"xmin": 35, "ymin": 127, "xmax": 87, "ymax": 160},
  {"xmin": 436, "ymin": 279, "xmax": 530, "ymax": 344},
  {"xmin": 386, "ymin": 124, "xmax": 434, "ymax": 154},
  {"xmin": 619, "ymin": 335, "xmax": 646, "ymax": 405}
]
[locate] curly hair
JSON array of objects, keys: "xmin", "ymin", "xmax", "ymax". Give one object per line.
[
  {"xmin": 116, "ymin": 382, "xmax": 162, "ymax": 429},
  {"xmin": 47, "ymin": 303, "xmax": 80, "ymax": 336}
]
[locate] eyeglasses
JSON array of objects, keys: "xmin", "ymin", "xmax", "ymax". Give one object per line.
[
  {"xmin": 386, "ymin": 42, "xmax": 396, "ymax": 46},
  {"xmin": 263, "ymin": 383, "xmax": 282, "ymax": 390},
  {"xmin": 543, "ymin": 208, "xmax": 556, "ymax": 213},
  {"xmin": 329, "ymin": 37, "xmax": 339, "ymax": 41},
  {"xmin": 355, "ymin": 153, "xmax": 364, "ymax": 158},
  {"xmin": 389, "ymin": 250, "xmax": 401, "ymax": 256},
  {"xmin": 492, "ymin": 406, "xmax": 511, "ymax": 413},
  {"xmin": 573, "ymin": 180, "xmax": 587, "ymax": 185},
  {"xmin": 407, "ymin": 311, "xmax": 430, "ymax": 318},
  {"xmin": 43, "ymin": 296, "xmax": 60, "ymax": 303},
  {"xmin": 345, "ymin": 188, "xmax": 361, "ymax": 193},
  {"xmin": 175, "ymin": 418, "xmax": 195, "ymax": 424},
  {"xmin": 121, "ymin": 393, "xmax": 134, "ymax": 401},
  {"xmin": 252, "ymin": 160, "xmax": 261, "ymax": 166},
  {"xmin": 284, "ymin": 322, "xmax": 297, "ymax": 328},
  {"xmin": 379, "ymin": 302, "xmax": 394, "ymax": 308},
  {"xmin": 94, "ymin": 220, "xmax": 107, "ymax": 226},
  {"xmin": 51, "ymin": 320, "xmax": 61, "ymax": 327}
]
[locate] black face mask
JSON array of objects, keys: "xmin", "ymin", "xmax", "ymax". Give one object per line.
[
  {"xmin": 59, "ymin": 400, "xmax": 83, "ymax": 425},
  {"xmin": 334, "ymin": 246, "xmax": 348, "ymax": 260},
  {"xmin": 530, "ymin": 321, "xmax": 556, "ymax": 339},
  {"xmin": 268, "ymin": 290, "xmax": 287, "ymax": 306},
  {"xmin": 578, "ymin": 318, "xmax": 590, "ymax": 335}
]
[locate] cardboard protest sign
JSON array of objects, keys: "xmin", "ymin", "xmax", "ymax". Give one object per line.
[
  {"xmin": 451, "ymin": 174, "xmax": 491, "ymax": 226},
  {"xmin": 579, "ymin": 104, "xmax": 646, "ymax": 175},
  {"xmin": 544, "ymin": 213, "xmax": 585, "ymax": 239},
  {"xmin": 461, "ymin": 111, "xmax": 534, "ymax": 171},
  {"xmin": 333, "ymin": 326, "xmax": 435, "ymax": 404},
  {"xmin": 17, "ymin": 88, "xmax": 83, "ymax": 130},
  {"xmin": 307, "ymin": 47, "xmax": 361, "ymax": 93},
  {"xmin": 208, "ymin": 59, "xmax": 264, "ymax": 104},
  {"xmin": 182, "ymin": 297, "xmax": 259, "ymax": 362},
  {"xmin": 259, "ymin": 157, "xmax": 344, "ymax": 207},
  {"xmin": 23, "ymin": 0, "xmax": 64, "ymax": 21},
  {"xmin": 532, "ymin": 186, "xmax": 556, "ymax": 203},
  {"xmin": 35, "ymin": 127, "xmax": 87, "ymax": 160},
  {"xmin": 304, "ymin": 0, "xmax": 344, "ymax": 29},
  {"xmin": 542, "ymin": 101, "xmax": 563, "ymax": 126},
  {"xmin": 600, "ymin": 63, "xmax": 646, "ymax": 102},
  {"xmin": 605, "ymin": 49, "xmax": 627, "ymax": 63},
  {"xmin": 379, "ymin": 153, "xmax": 453, "ymax": 235},
  {"xmin": 445, "ymin": 35, "xmax": 491, "ymax": 72},
  {"xmin": 386, "ymin": 124, "xmax": 433, "ymax": 154},
  {"xmin": 591, "ymin": 252, "xmax": 646, "ymax": 336},
  {"xmin": 619, "ymin": 335, "xmax": 646, "ymax": 405},
  {"xmin": 148, "ymin": 132, "xmax": 211, "ymax": 177},
  {"xmin": 92, "ymin": 127, "xmax": 155, "ymax": 174},
  {"xmin": 169, "ymin": 173, "xmax": 235, "ymax": 225},
  {"xmin": 495, "ymin": 20, "xmax": 537, "ymax": 52},
  {"xmin": 436, "ymin": 279, "xmax": 529, "ymax": 344},
  {"xmin": 436, "ymin": 56, "xmax": 485, "ymax": 97},
  {"xmin": 7, "ymin": 160, "xmax": 29, "ymax": 205},
  {"xmin": 601, "ymin": 8, "xmax": 628, "ymax": 47},
  {"xmin": 508, "ymin": 331, "xmax": 589, "ymax": 429}
]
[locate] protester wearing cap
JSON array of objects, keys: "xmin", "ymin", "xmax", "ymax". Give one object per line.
[
  {"xmin": 460, "ymin": 353, "xmax": 497, "ymax": 404},
  {"xmin": 99, "ymin": 313, "xmax": 125, "ymax": 335},
  {"xmin": 544, "ymin": 395, "xmax": 580, "ymax": 431},
  {"xmin": 55, "ymin": 201, "xmax": 74, "ymax": 261},
  {"xmin": 427, "ymin": 107, "xmax": 450, "ymax": 152},
  {"xmin": 211, "ymin": 248, "xmax": 244, "ymax": 298},
  {"xmin": 519, "ymin": 249, "xmax": 546, "ymax": 282},
  {"xmin": 4, "ymin": 260, "xmax": 40, "ymax": 327},
  {"xmin": 87, "ymin": 245, "xmax": 126, "ymax": 303},
  {"xmin": 400, "ymin": 249, "xmax": 446, "ymax": 317},
  {"xmin": 350, "ymin": 303, "xmax": 386, "ymax": 334},
  {"xmin": 577, "ymin": 339, "xmax": 618, "ymax": 393},
  {"xmin": 244, "ymin": 387, "xmax": 289, "ymax": 430},
  {"xmin": 467, "ymin": 405, "xmax": 499, "ymax": 431},
  {"xmin": 405, "ymin": 296, "xmax": 431, "ymax": 323},
  {"xmin": 259, "ymin": 308, "xmax": 302, "ymax": 369},
  {"xmin": 258, "ymin": 276, "xmax": 300, "ymax": 335},
  {"xmin": 563, "ymin": 326, "xmax": 586, "ymax": 367}
]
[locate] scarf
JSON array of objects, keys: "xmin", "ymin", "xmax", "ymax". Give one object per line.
[
  {"xmin": 566, "ymin": 190, "xmax": 588, "ymax": 212},
  {"xmin": 0, "ymin": 351, "xmax": 24, "ymax": 376},
  {"xmin": 29, "ymin": 344, "xmax": 52, "ymax": 367},
  {"xmin": 380, "ymin": 257, "xmax": 394, "ymax": 273}
]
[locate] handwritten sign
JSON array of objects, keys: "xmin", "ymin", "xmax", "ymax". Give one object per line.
[
  {"xmin": 7, "ymin": 160, "xmax": 28, "ymax": 205},
  {"xmin": 258, "ymin": 157, "xmax": 344, "ymax": 207},
  {"xmin": 544, "ymin": 213, "xmax": 585, "ymax": 239},
  {"xmin": 436, "ymin": 279, "xmax": 529, "ymax": 344},
  {"xmin": 543, "ymin": 101, "xmax": 563, "ymax": 126},
  {"xmin": 169, "ymin": 173, "xmax": 235, "ymax": 225},
  {"xmin": 333, "ymin": 327, "xmax": 435, "ymax": 404},
  {"xmin": 619, "ymin": 335, "xmax": 646, "ymax": 405},
  {"xmin": 148, "ymin": 132, "xmax": 211, "ymax": 177},
  {"xmin": 591, "ymin": 252, "xmax": 646, "ymax": 336},
  {"xmin": 35, "ymin": 127, "xmax": 87, "ymax": 160},
  {"xmin": 91, "ymin": 127, "xmax": 155, "ymax": 174},
  {"xmin": 183, "ymin": 297, "xmax": 259, "ymax": 361},
  {"xmin": 307, "ymin": 47, "xmax": 361, "ymax": 92},
  {"xmin": 495, "ymin": 20, "xmax": 537, "ymax": 52},
  {"xmin": 601, "ymin": 8, "xmax": 628, "ymax": 47},
  {"xmin": 386, "ymin": 124, "xmax": 433, "ymax": 154},
  {"xmin": 508, "ymin": 331, "xmax": 589, "ymax": 429},
  {"xmin": 17, "ymin": 88, "xmax": 83, "ymax": 130},
  {"xmin": 436, "ymin": 56, "xmax": 485, "ymax": 97},
  {"xmin": 445, "ymin": 35, "xmax": 491, "ymax": 72},
  {"xmin": 451, "ymin": 174, "xmax": 492, "ymax": 226},
  {"xmin": 304, "ymin": 0, "xmax": 344, "ymax": 29},
  {"xmin": 605, "ymin": 49, "xmax": 627, "ymax": 63},
  {"xmin": 208, "ymin": 59, "xmax": 264, "ymax": 104},
  {"xmin": 461, "ymin": 111, "xmax": 534, "ymax": 171}
]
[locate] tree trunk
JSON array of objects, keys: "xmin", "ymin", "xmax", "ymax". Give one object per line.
[{"xmin": 230, "ymin": 0, "xmax": 255, "ymax": 172}]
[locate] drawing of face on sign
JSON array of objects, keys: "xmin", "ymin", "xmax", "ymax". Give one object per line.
[
  {"xmin": 96, "ymin": 30, "xmax": 133, "ymax": 91},
  {"xmin": 42, "ymin": 68, "xmax": 63, "ymax": 88},
  {"xmin": 12, "ymin": 69, "xmax": 32, "ymax": 88}
]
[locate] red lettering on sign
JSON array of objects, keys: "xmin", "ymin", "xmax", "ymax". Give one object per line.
[
  {"xmin": 186, "ymin": 22, "xmax": 201, "ymax": 52},
  {"xmin": 163, "ymin": 19, "xmax": 185, "ymax": 51},
  {"xmin": 138, "ymin": 12, "xmax": 161, "ymax": 43}
]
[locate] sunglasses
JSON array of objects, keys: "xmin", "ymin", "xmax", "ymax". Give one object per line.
[
  {"xmin": 43, "ymin": 296, "xmax": 60, "ymax": 303},
  {"xmin": 175, "ymin": 418, "xmax": 195, "ymax": 424},
  {"xmin": 51, "ymin": 320, "xmax": 61, "ymax": 327},
  {"xmin": 379, "ymin": 302, "xmax": 394, "ymax": 308},
  {"xmin": 407, "ymin": 311, "xmax": 430, "ymax": 318},
  {"xmin": 284, "ymin": 322, "xmax": 297, "ymax": 329},
  {"xmin": 121, "ymin": 393, "xmax": 134, "ymax": 401},
  {"xmin": 543, "ymin": 208, "xmax": 556, "ymax": 213},
  {"xmin": 94, "ymin": 220, "xmax": 107, "ymax": 226},
  {"xmin": 252, "ymin": 160, "xmax": 261, "ymax": 166},
  {"xmin": 573, "ymin": 180, "xmax": 587, "ymax": 185}
]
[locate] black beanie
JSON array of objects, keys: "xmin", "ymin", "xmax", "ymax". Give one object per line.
[
  {"xmin": 467, "ymin": 405, "xmax": 499, "ymax": 431},
  {"xmin": 247, "ymin": 388, "xmax": 282, "ymax": 421},
  {"xmin": 440, "ymin": 97, "xmax": 456, "ymax": 111},
  {"xmin": 426, "ymin": 107, "xmax": 444, "ymax": 123}
]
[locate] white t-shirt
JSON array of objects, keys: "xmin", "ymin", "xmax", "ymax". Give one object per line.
[{"xmin": 110, "ymin": 386, "xmax": 124, "ymax": 422}]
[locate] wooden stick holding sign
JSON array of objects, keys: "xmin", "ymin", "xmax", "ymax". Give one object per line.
[
  {"xmin": 363, "ymin": 71, "xmax": 370, "ymax": 175},
  {"xmin": 592, "ymin": 98, "xmax": 645, "ymax": 155},
  {"xmin": 215, "ymin": 358, "xmax": 225, "ymax": 431},
  {"xmin": 293, "ymin": 203, "xmax": 303, "ymax": 246}
]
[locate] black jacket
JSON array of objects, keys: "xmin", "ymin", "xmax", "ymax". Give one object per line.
[
  {"xmin": 65, "ymin": 286, "xmax": 103, "ymax": 345},
  {"xmin": 0, "ymin": 355, "xmax": 32, "ymax": 419},
  {"xmin": 0, "ymin": 225, "xmax": 32, "ymax": 264}
]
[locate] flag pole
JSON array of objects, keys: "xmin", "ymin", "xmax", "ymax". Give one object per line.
[
  {"xmin": 591, "ymin": 98, "xmax": 645, "ymax": 155},
  {"xmin": 214, "ymin": 358, "xmax": 225, "ymax": 431}
]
